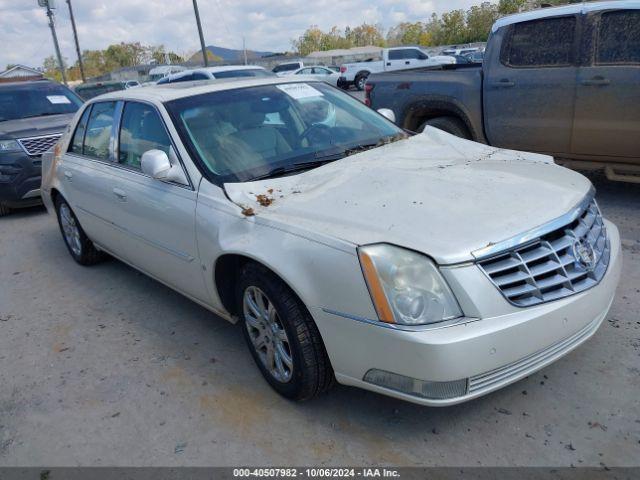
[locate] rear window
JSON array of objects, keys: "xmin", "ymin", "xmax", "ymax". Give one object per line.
[
  {"xmin": 0, "ymin": 82, "xmax": 82, "ymax": 122},
  {"xmin": 213, "ymin": 69, "xmax": 272, "ymax": 79},
  {"xmin": 597, "ymin": 10, "xmax": 640, "ymax": 65},
  {"xmin": 273, "ymin": 63, "xmax": 299, "ymax": 73},
  {"xmin": 75, "ymin": 83, "xmax": 124, "ymax": 100},
  {"xmin": 503, "ymin": 16, "xmax": 576, "ymax": 67}
]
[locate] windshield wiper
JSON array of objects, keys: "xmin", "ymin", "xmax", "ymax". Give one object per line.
[
  {"xmin": 17, "ymin": 112, "xmax": 66, "ymax": 120},
  {"xmin": 248, "ymin": 134, "xmax": 408, "ymax": 181}
]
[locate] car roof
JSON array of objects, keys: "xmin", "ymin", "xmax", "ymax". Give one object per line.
[
  {"xmin": 91, "ymin": 76, "xmax": 326, "ymax": 104},
  {"xmin": 492, "ymin": 0, "xmax": 640, "ymax": 32},
  {"xmin": 163, "ymin": 65, "xmax": 266, "ymax": 81}
]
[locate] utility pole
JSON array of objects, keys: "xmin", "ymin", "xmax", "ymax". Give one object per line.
[
  {"xmin": 65, "ymin": 0, "xmax": 85, "ymax": 82},
  {"xmin": 243, "ymin": 37, "xmax": 248, "ymax": 65},
  {"xmin": 192, "ymin": 0, "xmax": 209, "ymax": 67},
  {"xmin": 40, "ymin": 0, "xmax": 67, "ymax": 85}
]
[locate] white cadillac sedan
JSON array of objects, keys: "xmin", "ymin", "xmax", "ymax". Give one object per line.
[{"xmin": 42, "ymin": 77, "xmax": 621, "ymax": 406}]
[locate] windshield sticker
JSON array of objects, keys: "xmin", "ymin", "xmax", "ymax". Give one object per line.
[
  {"xmin": 276, "ymin": 83, "xmax": 323, "ymax": 100},
  {"xmin": 46, "ymin": 95, "xmax": 72, "ymax": 104}
]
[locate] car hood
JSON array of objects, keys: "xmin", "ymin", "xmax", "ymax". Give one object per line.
[
  {"xmin": 0, "ymin": 113, "xmax": 75, "ymax": 139},
  {"xmin": 224, "ymin": 128, "xmax": 592, "ymax": 264}
]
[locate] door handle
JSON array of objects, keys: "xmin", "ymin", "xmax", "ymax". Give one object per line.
[
  {"xmin": 386, "ymin": 62, "xmax": 391, "ymax": 66},
  {"xmin": 491, "ymin": 79, "xmax": 515, "ymax": 88},
  {"xmin": 112, "ymin": 188, "xmax": 127, "ymax": 201},
  {"xmin": 63, "ymin": 171, "xmax": 73, "ymax": 181},
  {"xmin": 581, "ymin": 76, "xmax": 610, "ymax": 86},
  {"xmin": 405, "ymin": 61, "xmax": 410, "ymax": 65}
]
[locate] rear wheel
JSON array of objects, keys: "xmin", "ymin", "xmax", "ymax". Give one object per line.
[
  {"xmin": 55, "ymin": 197, "xmax": 106, "ymax": 266},
  {"xmin": 418, "ymin": 116, "xmax": 471, "ymax": 139},
  {"xmin": 355, "ymin": 72, "xmax": 369, "ymax": 91},
  {"xmin": 236, "ymin": 263, "xmax": 334, "ymax": 401},
  {"xmin": 0, "ymin": 203, "xmax": 10, "ymax": 217}
]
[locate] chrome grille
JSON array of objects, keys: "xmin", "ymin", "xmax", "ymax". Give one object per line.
[
  {"xmin": 17, "ymin": 134, "xmax": 61, "ymax": 156},
  {"xmin": 477, "ymin": 199, "xmax": 610, "ymax": 307}
]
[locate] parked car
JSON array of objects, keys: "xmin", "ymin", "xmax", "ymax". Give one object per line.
[
  {"xmin": 440, "ymin": 47, "xmax": 481, "ymax": 57},
  {"xmin": 156, "ymin": 66, "xmax": 274, "ymax": 85},
  {"xmin": 75, "ymin": 81, "xmax": 138, "ymax": 100},
  {"xmin": 148, "ymin": 65, "xmax": 187, "ymax": 83},
  {"xmin": 339, "ymin": 47, "xmax": 456, "ymax": 90},
  {"xmin": 272, "ymin": 61, "xmax": 304, "ymax": 76},
  {"xmin": 0, "ymin": 79, "xmax": 82, "ymax": 216},
  {"xmin": 42, "ymin": 77, "xmax": 621, "ymax": 406},
  {"xmin": 367, "ymin": 1, "xmax": 640, "ymax": 182},
  {"xmin": 292, "ymin": 66, "xmax": 341, "ymax": 86}
]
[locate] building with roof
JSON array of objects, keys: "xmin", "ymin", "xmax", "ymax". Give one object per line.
[{"xmin": 0, "ymin": 65, "xmax": 44, "ymax": 83}]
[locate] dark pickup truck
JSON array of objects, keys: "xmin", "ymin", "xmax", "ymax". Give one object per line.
[{"xmin": 367, "ymin": 1, "xmax": 640, "ymax": 182}]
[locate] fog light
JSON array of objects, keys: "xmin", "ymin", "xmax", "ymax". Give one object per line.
[{"xmin": 363, "ymin": 369, "xmax": 468, "ymax": 400}]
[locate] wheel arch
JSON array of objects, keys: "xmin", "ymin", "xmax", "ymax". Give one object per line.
[{"xmin": 401, "ymin": 95, "xmax": 483, "ymax": 141}]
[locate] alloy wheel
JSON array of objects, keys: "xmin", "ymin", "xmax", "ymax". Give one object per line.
[
  {"xmin": 243, "ymin": 286, "xmax": 294, "ymax": 383},
  {"xmin": 59, "ymin": 203, "xmax": 82, "ymax": 256}
]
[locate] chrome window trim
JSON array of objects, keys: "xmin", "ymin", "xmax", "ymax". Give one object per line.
[{"xmin": 472, "ymin": 187, "xmax": 596, "ymax": 261}]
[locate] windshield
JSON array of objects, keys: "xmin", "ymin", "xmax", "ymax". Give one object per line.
[
  {"xmin": 166, "ymin": 82, "xmax": 405, "ymax": 183},
  {"xmin": 0, "ymin": 82, "xmax": 83, "ymax": 122}
]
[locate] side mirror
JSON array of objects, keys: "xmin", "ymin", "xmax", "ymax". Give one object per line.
[
  {"xmin": 377, "ymin": 108, "xmax": 396, "ymax": 124},
  {"xmin": 141, "ymin": 149, "xmax": 188, "ymax": 185}
]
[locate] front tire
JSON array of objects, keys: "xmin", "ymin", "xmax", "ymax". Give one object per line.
[
  {"xmin": 236, "ymin": 263, "xmax": 334, "ymax": 401},
  {"xmin": 55, "ymin": 197, "xmax": 106, "ymax": 266},
  {"xmin": 0, "ymin": 203, "xmax": 10, "ymax": 217}
]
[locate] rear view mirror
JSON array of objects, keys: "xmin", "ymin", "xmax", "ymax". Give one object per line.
[{"xmin": 141, "ymin": 149, "xmax": 188, "ymax": 185}]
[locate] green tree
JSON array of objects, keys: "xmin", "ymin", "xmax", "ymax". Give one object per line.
[{"xmin": 466, "ymin": 2, "xmax": 500, "ymax": 42}]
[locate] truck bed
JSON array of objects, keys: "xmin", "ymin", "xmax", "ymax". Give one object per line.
[{"xmin": 367, "ymin": 65, "xmax": 485, "ymax": 140}]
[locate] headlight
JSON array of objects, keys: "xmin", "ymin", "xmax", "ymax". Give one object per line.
[
  {"xmin": 0, "ymin": 139, "xmax": 22, "ymax": 153},
  {"xmin": 358, "ymin": 244, "xmax": 462, "ymax": 326}
]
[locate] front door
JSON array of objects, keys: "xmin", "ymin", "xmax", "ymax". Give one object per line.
[
  {"xmin": 572, "ymin": 8, "xmax": 640, "ymax": 160},
  {"xmin": 108, "ymin": 101, "xmax": 209, "ymax": 302},
  {"xmin": 483, "ymin": 15, "xmax": 579, "ymax": 155}
]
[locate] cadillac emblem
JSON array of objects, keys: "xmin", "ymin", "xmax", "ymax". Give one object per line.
[{"xmin": 573, "ymin": 239, "xmax": 596, "ymax": 271}]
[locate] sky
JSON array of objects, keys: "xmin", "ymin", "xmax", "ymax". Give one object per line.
[{"xmin": 0, "ymin": 0, "xmax": 479, "ymax": 70}]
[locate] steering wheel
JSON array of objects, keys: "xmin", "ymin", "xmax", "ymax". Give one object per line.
[{"xmin": 300, "ymin": 123, "xmax": 332, "ymax": 145}]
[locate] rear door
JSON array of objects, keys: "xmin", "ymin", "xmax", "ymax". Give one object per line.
[
  {"xmin": 483, "ymin": 15, "xmax": 579, "ymax": 154},
  {"xmin": 572, "ymin": 8, "xmax": 640, "ymax": 160},
  {"xmin": 61, "ymin": 100, "xmax": 123, "ymax": 252},
  {"xmin": 385, "ymin": 49, "xmax": 407, "ymax": 71}
]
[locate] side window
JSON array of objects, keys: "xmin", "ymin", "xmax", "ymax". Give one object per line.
[
  {"xmin": 597, "ymin": 10, "xmax": 640, "ymax": 65},
  {"xmin": 388, "ymin": 50, "xmax": 402, "ymax": 60},
  {"xmin": 69, "ymin": 106, "xmax": 92, "ymax": 154},
  {"xmin": 83, "ymin": 101, "xmax": 116, "ymax": 160},
  {"xmin": 119, "ymin": 102, "xmax": 171, "ymax": 170},
  {"xmin": 504, "ymin": 17, "xmax": 576, "ymax": 67},
  {"xmin": 405, "ymin": 49, "xmax": 422, "ymax": 59},
  {"xmin": 192, "ymin": 72, "xmax": 209, "ymax": 80}
]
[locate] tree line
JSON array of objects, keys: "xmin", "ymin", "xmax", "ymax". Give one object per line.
[{"xmin": 292, "ymin": 0, "xmax": 577, "ymax": 56}]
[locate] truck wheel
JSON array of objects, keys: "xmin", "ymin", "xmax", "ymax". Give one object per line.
[
  {"xmin": 419, "ymin": 116, "xmax": 471, "ymax": 139},
  {"xmin": 0, "ymin": 203, "xmax": 10, "ymax": 217},
  {"xmin": 355, "ymin": 72, "xmax": 369, "ymax": 91},
  {"xmin": 236, "ymin": 262, "xmax": 334, "ymax": 401}
]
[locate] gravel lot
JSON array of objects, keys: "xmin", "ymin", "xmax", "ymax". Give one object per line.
[{"xmin": 0, "ymin": 172, "xmax": 639, "ymax": 467}]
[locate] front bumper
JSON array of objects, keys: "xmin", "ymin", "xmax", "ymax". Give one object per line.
[
  {"xmin": 313, "ymin": 220, "xmax": 622, "ymax": 406},
  {"xmin": 0, "ymin": 151, "xmax": 43, "ymax": 208}
]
